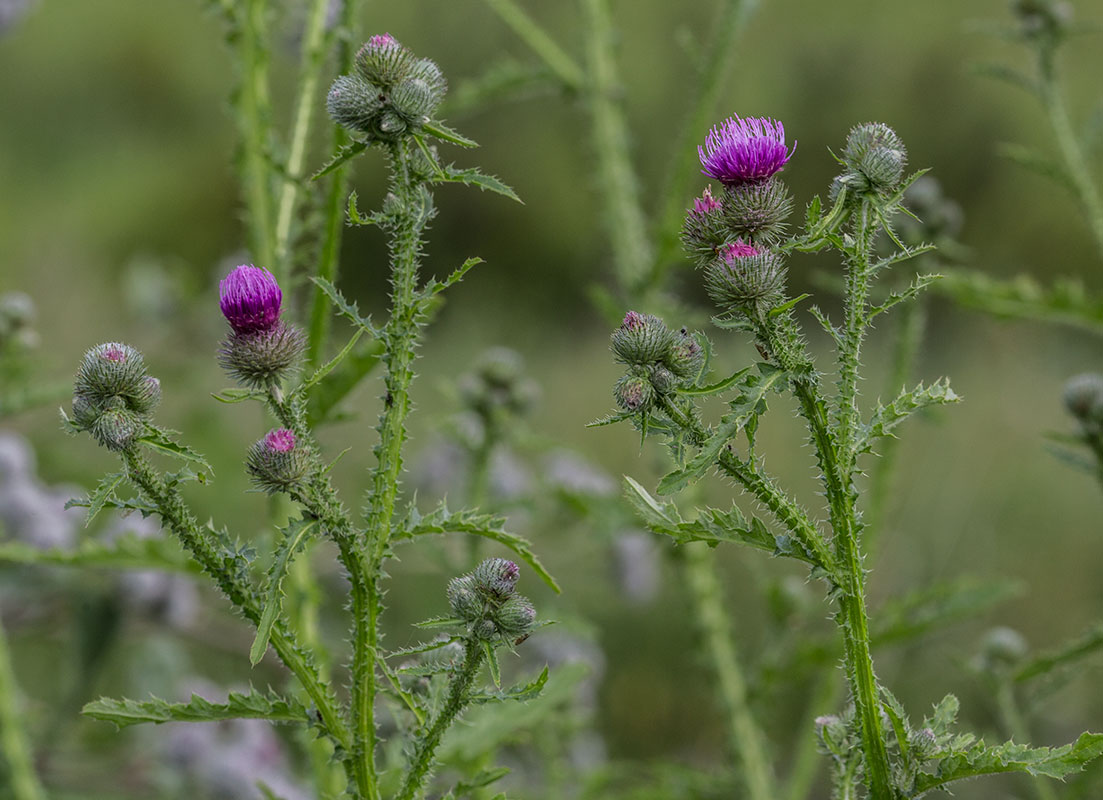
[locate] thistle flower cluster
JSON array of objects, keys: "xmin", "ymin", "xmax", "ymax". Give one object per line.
[
  {"xmin": 834, "ymin": 122, "xmax": 908, "ymax": 198},
  {"xmin": 218, "ymin": 265, "xmax": 304, "ymax": 388},
  {"xmin": 458, "ymin": 347, "xmax": 540, "ymax": 425},
  {"xmin": 610, "ymin": 311, "xmax": 703, "ymax": 413},
  {"xmin": 70, "ymin": 342, "xmax": 160, "ymax": 451},
  {"xmin": 447, "ymin": 557, "xmax": 537, "ymax": 643},
  {"xmin": 246, "ymin": 428, "xmax": 310, "ymax": 494},
  {"xmin": 326, "ymin": 33, "xmax": 447, "ymax": 142}
]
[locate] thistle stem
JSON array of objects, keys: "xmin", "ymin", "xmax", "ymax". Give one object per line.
[
  {"xmin": 239, "ymin": 0, "xmax": 276, "ymax": 271},
  {"xmin": 396, "ymin": 638, "xmax": 485, "ymax": 800},
  {"xmin": 0, "ymin": 619, "xmax": 45, "ymax": 800}
]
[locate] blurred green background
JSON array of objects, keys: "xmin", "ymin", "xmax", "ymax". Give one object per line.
[{"xmin": 3, "ymin": 0, "xmax": 1103, "ymax": 796}]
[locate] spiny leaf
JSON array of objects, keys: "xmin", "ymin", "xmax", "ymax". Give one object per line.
[
  {"xmin": 387, "ymin": 636, "xmax": 464, "ymax": 660},
  {"xmin": 657, "ymin": 364, "xmax": 787, "ymax": 494},
  {"xmin": 913, "ymin": 733, "xmax": 1103, "ymax": 796},
  {"xmin": 138, "ymin": 426, "xmax": 213, "ymax": 474},
  {"xmin": 868, "ymin": 273, "xmax": 941, "ymax": 320},
  {"xmin": 470, "ymin": 667, "xmax": 549, "ymax": 705},
  {"xmin": 211, "ymin": 388, "xmax": 266, "ymax": 404},
  {"xmin": 77, "ymin": 472, "xmax": 126, "ymax": 525},
  {"xmin": 309, "ymin": 276, "xmax": 377, "ymax": 335},
  {"xmin": 312, "ymin": 140, "xmax": 368, "ymax": 180},
  {"xmin": 858, "ymin": 379, "xmax": 960, "ymax": 454},
  {"xmin": 422, "ymin": 119, "xmax": 479, "ymax": 148},
  {"xmin": 432, "ymin": 164, "xmax": 522, "ymax": 203},
  {"xmin": 395, "ymin": 502, "xmax": 559, "ymax": 593},
  {"xmin": 0, "ymin": 535, "xmax": 197, "ymax": 574},
  {"xmin": 82, "ymin": 688, "xmax": 309, "ymax": 729},
  {"xmin": 250, "ymin": 518, "xmax": 322, "ymax": 666},
  {"xmin": 936, "ymin": 268, "xmax": 1103, "ymax": 334},
  {"xmin": 585, "ymin": 410, "xmax": 635, "ymax": 428},
  {"xmin": 447, "ymin": 766, "xmax": 512, "ymax": 796},
  {"xmin": 299, "ymin": 328, "xmax": 365, "ymax": 394},
  {"xmin": 676, "ymin": 366, "xmax": 751, "ymax": 397},
  {"xmin": 421, "ymin": 257, "xmax": 486, "ymax": 300},
  {"xmin": 483, "ymin": 640, "xmax": 501, "ymax": 688},
  {"xmin": 1016, "ymin": 623, "xmax": 1103, "ymax": 683}
]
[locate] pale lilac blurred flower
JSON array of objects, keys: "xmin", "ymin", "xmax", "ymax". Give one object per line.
[
  {"xmin": 0, "ymin": 0, "xmax": 34, "ymax": 35},
  {"xmin": 105, "ymin": 514, "xmax": 198, "ymax": 629},
  {"xmin": 543, "ymin": 450, "xmax": 615, "ymax": 496},
  {"xmin": 0, "ymin": 434, "xmax": 80, "ymax": 550},
  {"xmin": 612, "ymin": 531, "xmax": 660, "ymax": 604}
]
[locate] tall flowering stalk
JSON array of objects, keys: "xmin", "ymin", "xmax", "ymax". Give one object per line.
[
  {"xmin": 601, "ymin": 113, "xmax": 1103, "ymax": 798},
  {"xmin": 64, "ymin": 36, "xmax": 552, "ymax": 800}
]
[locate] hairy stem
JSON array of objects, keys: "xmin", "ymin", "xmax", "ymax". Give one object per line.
[
  {"xmin": 273, "ymin": 0, "xmax": 332, "ymax": 277},
  {"xmin": 0, "ymin": 619, "xmax": 44, "ymax": 800},
  {"xmin": 238, "ymin": 0, "xmax": 276, "ymax": 271},
  {"xmin": 581, "ymin": 0, "xmax": 653, "ymax": 296},
  {"xmin": 1037, "ymin": 42, "xmax": 1103, "ymax": 261},
  {"xmin": 683, "ymin": 543, "xmax": 775, "ymax": 800},
  {"xmin": 396, "ymin": 638, "xmax": 485, "ymax": 800}
]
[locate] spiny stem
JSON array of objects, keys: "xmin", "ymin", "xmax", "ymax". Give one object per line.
[
  {"xmin": 238, "ymin": 0, "xmax": 276, "ymax": 271},
  {"xmin": 273, "ymin": 0, "xmax": 332, "ymax": 276},
  {"xmin": 581, "ymin": 0, "xmax": 653, "ymax": 296},
  {"xmin": 1037, "ymin": 42, "xmax": 1103, "ymax": 261},
  {"xmin": 683, "ymin": 543, "xmax": 775, "ymax": 800},
  {"xmin": 396, "ymin": 639, "xmax": 485, "ymax": 800},
  {"xmin": 0, "ymin": 619, "xmax": 45, "ymax": 800}
]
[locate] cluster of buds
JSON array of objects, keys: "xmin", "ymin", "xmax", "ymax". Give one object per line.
[
  {"xmin": 610, "ymin": 311, "xmax": 704, "ymax": 413},
  {"xmin": 458, "ymin": 347, "xmax": 540, "ymax": 425},
  {"xmin": 447, "ymin": 558, "xmax": 537, "ymax": 643},
  {"xmin": 218, "ymin": 265, "xmax": 304, "ymax": 388},
  {"xmin": 70, "ymin": 343, "xmax": 161, "ymax": 451},
  {"xmin": 0, "ymin": 292, "xmax": 37, "ymax": 354},
  {"xmin": 834, "ymin": 122, "xmax": 908, "ymax": 199},
  {"xmin": 246, "ymin": 428, "xmax": 310, "ymax": 494},
  {"xmin": 326, "ymin": 33, "xmax": 446, "ymax": 143},
  {"xmin": 682, "ymin": 114, "xmax": 796, "ymax": 320}
]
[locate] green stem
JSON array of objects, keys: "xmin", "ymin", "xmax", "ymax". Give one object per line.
[
  {"xmin": 272, "ymin": 0, "xmax": 332, "ymax": 277},
  {"xmin": 581, "ymin": 0, "xmax": 653, "ymax": 296},
  {"xmin": 396, "ymin": 639, "xmax": 485, "ymax": 800},
  {"xmin": 1037, "ymin": 42, "xmax": 1103, "ymax": 261},
  {"xmin": 0, "ymin": 618, "xmax": 45, "ymax": 800},
  {"xmin": 482, "ymin": 0, "xmax": 584, "ymax": 90},
  {"xmin": 239, "ymin": 0, "xmax": 276, "ymax": 271},
  {"xmin": 683, "ymin": 543, "xmax": 775, "ymax": 800},
  {"xmin": 996, "ymin": 681, "xmax": 1058, "ymax": 800},
  {"xmin": 650, "ymin": 0, "xmax": 761, "ymax": 284},
  {"xmin": 307, "ymin": 0, "xmax": 362, "ymax": 368},
  {"xmin": 785, "ymin": 669, "xmax": 841, "ymax": 800},
  {"xmin": 120, "ymin": 450, "xmax": 355, "ymax": 778}
]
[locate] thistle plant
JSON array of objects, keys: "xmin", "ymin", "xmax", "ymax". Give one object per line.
[
  {"xmin": 58, "ymin": 35, "xmax": 555, "ymax": 800},
  {"xmin": 600, "ymin": 114, "xmax": 1103, "ymax": 798}
]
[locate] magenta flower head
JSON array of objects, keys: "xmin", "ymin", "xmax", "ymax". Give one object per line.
[
  {"xmin": 722, "ymin": 240, "xmax": 761, "ymax": 261},
  {"xmin": 219, "ymin": 265, "xmax": 283, "ymax": 335},
  {"xmin": 247, "ymin": 428, "xmax": 309, "ymax": 493},
  {"xmin": 692, "ymin": 186, "xmax": 723, "ymax": 215},
  {"xmin": 368, "ymin": 32, "xmax": 397, "ymax": 49},
  {"xmin": 699, "ymin": 115, "xmax": 794, "ymax": 185}
]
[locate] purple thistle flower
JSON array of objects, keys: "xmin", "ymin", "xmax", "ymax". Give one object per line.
[
  {"xmin": 699, "ymin": 115, "xmax": 795, "ymax": 185},
  {"xmin": 691, "ymin": 186, "xmax": 722, "ymax": 215},
  {"xmin": 722, "ymin": 240, "xmax": 761, "ymax": 261},
  {"xmin": 368, "ymin": 32, "xmax": 397, "ymax": 49},
  {"xmin": 219, "ymin": 265, "xmax": 283, "ymax": 335},
  {"xmin": 621, "ymin": 310, "xmax": 645, "ymax": 331},
  {"xmin": 101, "ymin": 345, "xmax": 126, "ymax": 362},
  {"xmin": 265, "ymin": 429, "xmax": 296, "ymax": 453}
]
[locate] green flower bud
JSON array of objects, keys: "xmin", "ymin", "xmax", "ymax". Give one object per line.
[
  {"xmin": 666, "ymin": 329, "xmax": 704, "ymax": 379},
  {"xmin": 473, "ymin": 618, "xmax": 499, "ymax": 641},
  {"xmin": 1063, "ymin": 373, "xmax": 1103, "ymax": 422},
  {"xmin": 326, "ymin": 75, "xmax": 384, "ymax": 135},
  {"xmin": 473, "ymin": 557, "xmax": 520, "ymax": 599},
  {"xmin": 610, "ymin": 311, "xmax": 675, "ymax": 366},
  {"xmin": 128, "ymin": 376, "xmax": 162, "ymax": 416},
  {"xmin": 447, "ymin": 574, "xmax": 484, "ymax": 621},
  {"xmin": 75, "ymin": 343, "xmax": 148, "ymax": 403},
  {"xmin": 613, "ymin": 372, "xmax": 654, "ymax": 413},
  {"xmin": 705, "ymin": 242, "xmax": 787, "ymax": 314},
  {"xmin": 391, "ymin": 78, "xmax": 437, "ymax": 125},
  {"xmin": 979, "ymin": 626, "xmax": 1028, "ymax": 672},
  {"xmin": 218, "ymin": 323, "xmax": 305, "ymax": 389},
  {"xmin": 91, "ymin": 407, "xmax": 143, "ymax": 452},
  {"xmin": 246, "ymin": 429, "xmax": 310, "ymax": 494},
  {"xmin": 723, "ymin": 177, "xmax": 792, "ymax": 245},
  {"xmin": 839, "ymin": 122, "xmax": 907, "ymax": 195},
  {"xmin": 494, "ymin": 594, "xmax": 536, "ymax": 639},
  {"xmin": 354, "ymin": 34, "xmax": 414, "ymax": 90},
  {"xmin": 648, "ymin": 364, "xmax": 678, "ymax": 395},
  {"xmin": 71, "ymin": 392, "xmax": 101, "ymax": 430},
  {"xmin": 405, "ymin": 58, "xmax": 447, "ymax": 103},
  {"xmin": 375, "ymin": 109, "xmax": 408, "ymax": 139}
]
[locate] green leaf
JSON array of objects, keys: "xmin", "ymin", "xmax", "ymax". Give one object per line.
[
  {"xmin": 137, "ymin": 426, "xmax": 213, "ymax": 474},
  {"xmin": 913, "ymin": 733, "xmax": 1103, "ymax": 796},
  {"xmin": 768, "ymin": 293, "xmax": 811, "ymax": 318},
  {"xmin": 873, "ymin": 577, "xmax": 1023, "ymax": 647},
  {"xmin": 422, "ymin": 119, "xmax": 479, "ymax": 148},
  {"xmin": 421, "ymin": 257, "xmax": 486, "ymax": 300},
  {"xmin": 306, "ymin": 339, "xmax": 384, "ymax": 426},
  {"xmin": 312, "ymin": 140, "xmax": 368, "ymax": 180},
  {"xmin": 676, "ymin": 366, "xmax": 751, "ymax": 397},
  {"xmin": 414, "ymin": 615, "xmax": 467, "ymax": 629},
  {"xmin": 656, "ymin": 364, "xmax": 787, "ymax": 494},
  {"xmin": 585, "ymin": 410, "xmax": 635, "ymax": 427},
  {"xmin": 448, "ymin": 767, "xmax": 511, "ymax": 796},
  {"xmin": 1016, "ymin": 623, "xmax": 1103, "ymax": 683},
  {"xmin": 868, "ymin": 273, "xmax": 941, "ymax": 320},
  {"xmin": 858, "ymin": 379, "xmax": 960, "ymax": 455},
  {"xmin": 471, "ymin": 666, "xmax": 549, "ymax": 705},
  {"xmin": 309, "ymin": 276, "xmax": 377, "ymax": 335},
  {"xmin": 432, "ymin": 164, "xmax": 522, "ymax": 203},
  {"xmin": 211, "ymin": 388, "xmax": 266, "ymax": 404},
  {"xmin": 250, "ymin": 518, "xmax": 322, "ymax": 666},
  {"xmin": 82, "ymin": 688, "xmax": 309, "ymax": 729},
  {"xmin": 936, "ymin": 268, "xmax": 1103, "ymax": 334},
  {"xmin": 395, "ymin": 502, "xmax": 560, "ymax": 593},
  {"xmin": 482, "ymin": 640, "xmax": 501, "ymax": 688},
  {"xmin": 0, "ymin": 535, "xmax": 197, "ymax": 574},
  {"xmin": 387, "ymin": 636, "xmax": 464, "ymax": 660},
  {"xmin": 78, "ymin": 472, "xmax": 126, "ymax": 525},
  {"xmin": 299, "ymin": 328, "xmax": 364, "ymax": 394}
]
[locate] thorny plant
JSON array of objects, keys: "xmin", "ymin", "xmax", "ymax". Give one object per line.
[
  {"xmin": 58, "ymin": 34, "xmax": 559, "ymax": 800},
  {"xmin": 595, "ymin": 114, "xmax": 1103, "ymax": 798}
]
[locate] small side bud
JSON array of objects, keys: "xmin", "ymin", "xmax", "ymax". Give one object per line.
[
  {"xmin": 1063, "ymin": 373, "xmax": 1103, "ymax": 423},
  {"xmin": 75, "ymin": 343, "xmax": 148, "ymax": 402},
  {"xmin": 473, "ymin": 557, "xmax": 520, "ymax": 599},
  {"xmin": 839, "ymin": 122, "xmax": 907, "ymax": 196},
  {"xmin": 494, "ymin": 594, "xmax": 536, "ymax": 638},
  {"xmin": 648, "ymin": 364, "xmax": 678, "ymax": 395},
  {"xmin": 391, "ymin": 78, "xmax": 437, "ymax": 124},
  {"xmin": 722, "ymin": 177, "xmax": 793, "ymax": 244},
  {"xmin": 666, "ymin": 329, "xmax": 705, "ymax": 379},
  {"xmin": 705, "ymin": 242, "xmax": 788, "ymax": 315},
  {"xmin": 681, "ymin": 186, "xmax": 729, "ymax": 267},
  {"xmin": 246, "ymin": 429, "xmax": 310, "ymax": 494},
  {"xmin": 91, "ymin": 408, "xmax": 142, "ymax": 452},
  {"xmin": 326, "ymin": 75, "xmax": 384, "ymax": 134},
  {"xmin": 610, "ymin": 311, "xmax": 675, "ymax": 366},
  {"xmin": 473, "ymin": 618, "xmax": 499, "ymax": 641},
  {"xmin": 129, "ymin": 376, "xmax": 162, "ymax": 415},
  {"xmin": 447, "ymin": 574, "xmax": 483, "ymax": 621},
  {"xmin": 613, "ymin": 372, "xmax": 655, "ymax": 413}
]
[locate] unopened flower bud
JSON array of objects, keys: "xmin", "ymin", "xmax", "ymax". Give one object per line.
[
  {"xmin": 610, "ymin": 311, "xmax": 675, "ymax": 366},
  {"xmin": 1012, "ymin": 0, "xmax": 1073, "ymax": 37},
  {"xmin": 129, "ymin": 376, "xmax": 162, "ymax": 415},
  {"xmin": 723, "ymin": 177, "xmax": 793, "ymax": 244},
  {"xmin": 681, "ymin": 186, "xmax": 729, "ymax": 266},
  {"xmin": 1063, "ymin": 373, "xmax": 1103, "ymax": 422},
  {"xmin": 980, "ymin": 626, "xmax": 1028, "ymax": 671},
  {"xmin": 648, "ymin": 364, "xmax": 678, "ymax": 395},
  {"xmin": 447, "ymin": 574, "xmax": 483, "ymax": 621},
  {"xmin": 666, "ymin": 329, "xmax": 704, "ymax": 379},
  {"xmin": 705, "ymin": 242, "xmax": 787, "ymax": 314},
  {"xmin": 326, "ymin": 74, "xmax": 384, "ymax": 135},
  {"xmin": 613, "ymin": 372, "xmax": 654, "ymax": 413},
  {"xmin": 75, "ymin": 343, "xmax": 148, "ymax": 402},
  {"xmin": 473, "ymin": 557, "xmax": 520, "ymax": 599},
  {"xmin": 71, "ymin": 392, "xmax": 101, "ymax": 430},
  {"xmin": 355, "ymin": 33, "xmax": 413, "ymax": 89},
  {"xmin": 217, "ymin": 266, "xmax": 303, "ymax": 388},
  {"xmin": 494, "ymin": 594, "xmax": 536, "ymax": 638},
  {"xmin": 473, "ymin": 618, "xmax": 499, "ymax": 641},
  {"xmin": 391, "ymin": 78, "xmax": 437, "ymax": 124},
  {"xmin": 91, "ymin": 408, "xmax": 143, "ymax": 452},
  {"xmin": 246, "ymin": 429, "xmax": 310, "ymax": 494},
  {"xmin": 839, "ymin": 123, "xmax": 907, "ymax": 195}
]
